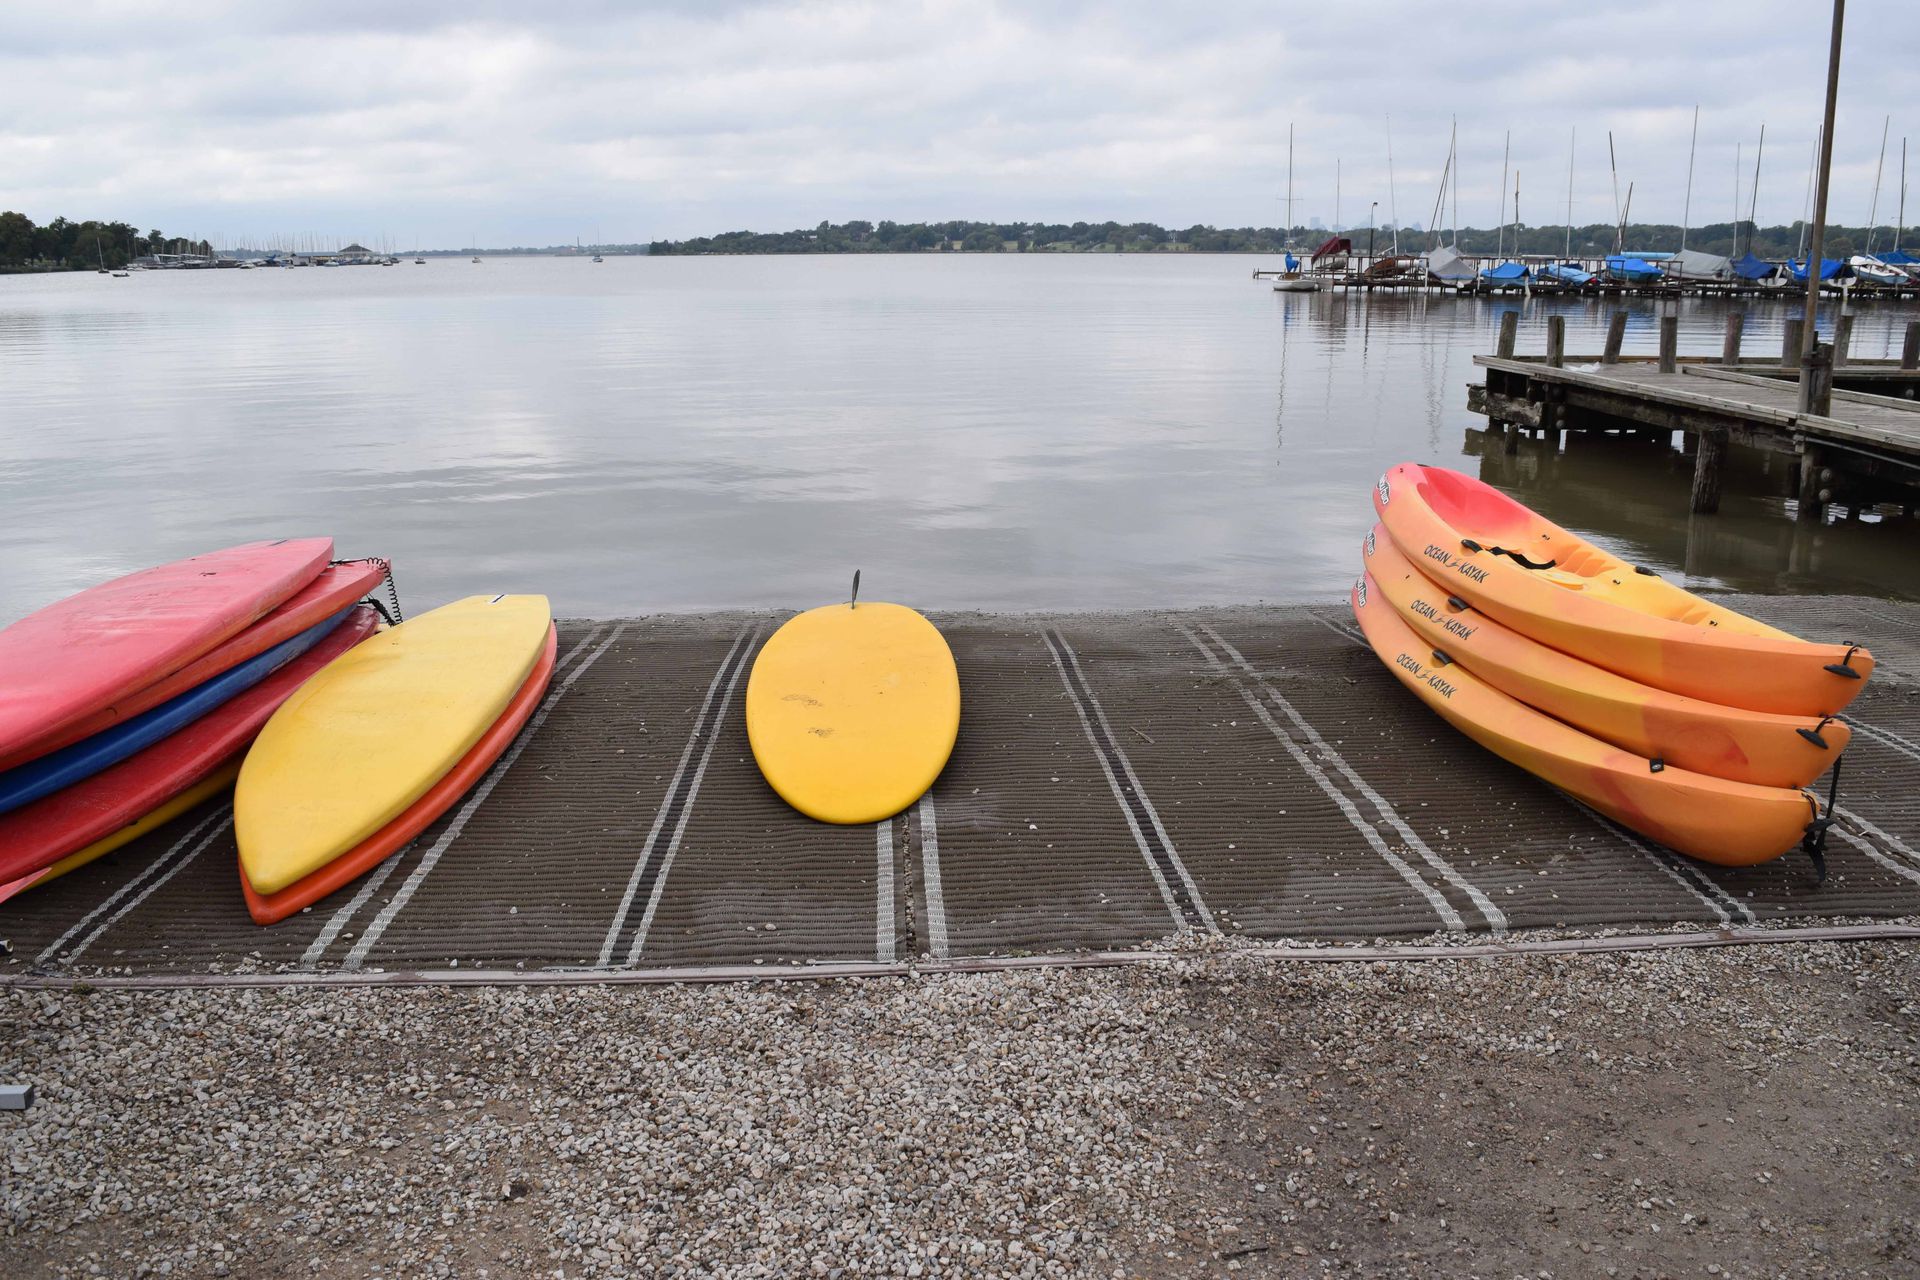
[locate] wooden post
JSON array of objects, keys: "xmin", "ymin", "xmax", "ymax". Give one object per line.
[
  {"xmin": 1545, "ymin": 316, "xmax": 1565, "ymax": 367},
  {"xmin": 1658, "ymin": 315, "xmax": 1679, "ymax": 373},
  {"xmin": 1833, "ymin": 313, "xmax": 1853, "ymax": 367},
  {"xmin": 1797, "ymin": 444, "xmax": 1827, "ymax": 523},
  {"xmin": 1803, "ymin": 342, "xmax": 1835, "ymax": 416},
  {"xmin": 1496, "ymin": 310, "xmax": 1519, "ymax": 358},
  {"xmin": 1504, "ymin": 420, "xmax": 1521, "ymax": 455},
  {"xmin": 1602, "ymin": 311, "xmax": 1627, "ymax": 363},
  {"xmin": 1782, "ymin": 317, "xmax": 1804, "ymax": 366},
  {"xmin": 1722, "ymin": 312, "xmax": 1745, "ymax": 365},
  {"xmin": 1690, "ymin": 429, "xmax": 1727, "ymax": 514},
  {"xmin": 1902, "ymin": 320, "xmax": 1920, "ymax": 370}
]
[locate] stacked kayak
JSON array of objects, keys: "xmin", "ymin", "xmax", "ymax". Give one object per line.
[
  {"xmin": 0, "ymin": 542, "xmax": 388, "ymax": 902},
  {"xmin": 1355, "ymin": 464, "xmax": 1872, "ymax": 866}
]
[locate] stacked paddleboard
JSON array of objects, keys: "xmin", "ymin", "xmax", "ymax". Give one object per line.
[
  {"xmin": 1355, "ymin": 463, "xmax": 1872, "ymax": 865},
  {"xmin": 0, "ymin": 542, "xmax": 387, "ymax": 902},
  {"xmin": 236, "ymin": 594, "xmax": 556, "ymax": 923}
]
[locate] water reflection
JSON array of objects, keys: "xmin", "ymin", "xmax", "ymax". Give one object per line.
[{"xmin": 0, "ymin": 256, "xmax": 1914, "ymax": 619}]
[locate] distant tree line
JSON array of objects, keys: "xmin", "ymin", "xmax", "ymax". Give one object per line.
[
  {"xmin": 650, "ymin": 218, "xmax": 1907, "ymax": 260},
  {"xmin": 0, "ymin": 212, "xmax": 210, "ymax": 271}
]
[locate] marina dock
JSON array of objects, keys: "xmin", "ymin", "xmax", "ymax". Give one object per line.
[
  {"xmin": 1469, "ymin": 313, "xmax": 1920, "ymax": 516},
  {"xmin": 4, "ymin": 599, "xmax": 1918, "ymax": 985}
]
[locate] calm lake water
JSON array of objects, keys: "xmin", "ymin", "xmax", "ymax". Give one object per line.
[{"xmin": 2, "ymin": 254, "xmax": 1915, "ymax": 621}]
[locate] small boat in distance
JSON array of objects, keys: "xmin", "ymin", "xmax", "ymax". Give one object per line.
[
  {"xmin": 414, "ymin": 257, "xmax": 426, "ymax": 265},
  {"xmin": 1539, "ymin": 262, "xmax": 1594, "ymax": 286},
  {"xmin": 591, "ymin": 252, "xmax": 604, "ymax": 263},
  {"xmin": 471, "ymin": 255, "xmax": 482, "ymax": 264}
]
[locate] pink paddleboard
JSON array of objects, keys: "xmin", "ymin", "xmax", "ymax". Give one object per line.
[
  {"xmin": 0, "ymin": 538, "xmax": 332, "ymax": 764},
  {"xmin": 0, "ymin": 606, "xmax": 381, "ymax": 887},
  {"xmin": 0, "ymin": 558, "xmax": 386, "ymax": 772}
]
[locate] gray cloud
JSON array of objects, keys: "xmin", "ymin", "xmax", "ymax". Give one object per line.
[{"xmin": 2, "ymin": 0, "xmax": 1914, "ymax": 247}]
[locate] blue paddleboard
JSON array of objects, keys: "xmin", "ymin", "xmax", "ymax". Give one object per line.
[{"xmin": 0, "ymin": 606, "xmax": 355, "ymax": 816}]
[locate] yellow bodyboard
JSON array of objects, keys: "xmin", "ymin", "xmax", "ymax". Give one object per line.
[
  {"xmin": 236, "ymin": 594, "xmax": 551, "ymax": 894},
  {"xmin": 746, "ymin": 601, "xmax": 960, "ymax": 824}
]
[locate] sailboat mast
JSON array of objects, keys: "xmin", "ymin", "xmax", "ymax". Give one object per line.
[
  {"xmin": 1899, "ymin": 137, "xmax": 1908, "ymax": 255},
  {"xmin": 1335, "ymin": 158, "xmax": 1341, "ymax": 233},
  {"xmin": 1450, "ymin": 118, "xmax": 1459, "ymax": 248},
  {"xmin": 1386, "ymin": 114, "xmax": 1399, "ymax": 255},
  {"xmin": 1565, "ymin": 127, "xmax": 1576, "ymax": 259},
  {"xmin": 1680, "ymin": 105, "xmax": 1698, "ymax": 252},
  {"xmin": 1608, "ymin": 132, "xmax": 1623, "ymax": 252},
  {"xmin": 1497, "ymin": 130, "xmax": 1511, "ymax": 259},
  {"xmin": 1865, "ymin": 114, "xmax": 1889, "ymax": 254},
  {"xmin": 1733, "ymin": 143, "xmax": 1742, "ymax": 257},
  {"xmin": 1798, "ymin": 125, "xmax": 1819, "ymax": 260},
  {"xmin": 1286, "ymin": 122, "xmax": 1295, "ymax": 244},
  {"xmin": 1746, "ymin": 124, "xmax": 1766, "ymax": 258}
]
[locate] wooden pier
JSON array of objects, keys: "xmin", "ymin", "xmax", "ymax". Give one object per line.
[{"xmin": 1468, "ymin": 312, "xmax": 1920, "ymax": 517}]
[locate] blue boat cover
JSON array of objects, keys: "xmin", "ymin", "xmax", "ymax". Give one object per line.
[
  {"xmin": 1480, "ymin": 262, "xmax": 1529, "ymax": 283},
  {"xmin": 1604, "ymin": 255, "xmax": 1662, "ymax": 281},
  {"xmin": 0, "ymin": 606, "xmax": 354, "ymax": 815},
  {"xmin": 1877, "ymin": 249, "xmax": 1916, "ymax": 266},
  {"xmin": 1788, "ymin": 257, "xmax": 1843, "ymax": 281},
  {"xmin": 1284, "ymin": 252, "xmax": 1299, "ymax": 271},
  {"xmin": 1731, "ymin": 252, "xmax": 1777, "ymax": 280},
  {"xmin": 1540, "ymin": 262, "xmax": 1594, "ymax": 285}
]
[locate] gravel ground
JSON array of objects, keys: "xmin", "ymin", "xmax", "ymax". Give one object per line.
[{"xmin": 4, "ymin": 940, "xmax": 1918, "ymax": 1279}]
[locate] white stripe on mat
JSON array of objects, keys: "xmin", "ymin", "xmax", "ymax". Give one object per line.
[
  {"xmin": 37, "ymin": 810, "xmax": 234, "ymax": 967},
  {"xmin": 875, "ymin": 821, "xmax": 896, "ymax": 964},
  {"xmin": 1195, "ymin": 624, "xmax": 1507, "ymax": 933},
  {"xmin": 1578, "ymin": 811, "xmax": 1753, "ymax": 926},
  {"xmin": 1179, "ymin": 625, "xmax": 1462, "ymax": 932},
  {"xmin": 917, "ymin": 793, "xmax": 951, "ymax": 961},
  {"xmin": 340, "ymin": 622, "xmax": 629, "ymax": 970},
  {"xmin": 1043, "ymin": 630, "xmax": 1218, "ymax": 935},
  {"xmin": 1844, "ymin": 717, "xmax": 1920, "ymax": 768},
  {"xmin": 621, "ymin": 630, "xmax": 758, "ymax": 966},
  {"xmin": 301, "ymin": 624, "xmax": 613, "ymax": 969}
]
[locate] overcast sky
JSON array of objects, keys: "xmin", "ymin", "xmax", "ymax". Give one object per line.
[{"xmin": 4, "ymin": 1, "xmax": 1915, "ymax": 248}]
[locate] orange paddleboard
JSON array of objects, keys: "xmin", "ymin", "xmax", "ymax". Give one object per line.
[
  {"xmin": 1372, "ymin": 463, "xmax": 1872, "ymax": 717},
  {"xmin": 240, "ymin": 624, "xmax": 557, "ymax": 924},
  {"xmin": 1363, "ymin": 526, "xmax": 1848, "ymax": 789},
  {"xmin": 1353, "ymin": 570, "xmax": 1817, "ymax": 866}
]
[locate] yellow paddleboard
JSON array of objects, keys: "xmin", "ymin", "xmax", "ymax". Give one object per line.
[
  {"xmin": 746, "ymin": 599, "xmax": 960, "ymax": 824},
  {"xmin": 237, "ymin": 594, "xmax": 551, "ymax": 895}
]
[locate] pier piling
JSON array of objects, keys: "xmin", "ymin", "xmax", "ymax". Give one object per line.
[
  {"xmin": 1782, "ymin": 318, "xmax": 1804, "ymax": 367},
  {"xmin": 1496, "ymin": 311, "xmax": 1518, "ymax": 359},
  {"xmin": 1903, "ymin": 321, "xmax": 1919, "ymax": 371},
  {"xmin": 1798, "ymin": 445, "xmax": 1829, "ymax": 523},
  {"xmin": 1722, "ymin": 313, "xmax": 1745, "ymax": 365},
  {"xmin": 1658, "ymin": 316, "xmax": 1679, "ymax": 374},
  {"xmin": 1602, "ymin": 312, "xmax": 1627, "ymax": 364},
  {"xmin": 1835, "ymin": 314, "xmax": 1854, "ymax": 368},
  {"xmin": 1690, "ymin": 429, "xmax": 1727, "ymax": 515}
]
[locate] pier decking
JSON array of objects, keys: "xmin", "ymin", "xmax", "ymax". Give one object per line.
[
  {"xmin": 4, "ymin": 599, "xmax": 1917, "ymax": 984},
  {"xmin": 1469, "ymin": 314, "xmax": 1920, "ymax": 517}
]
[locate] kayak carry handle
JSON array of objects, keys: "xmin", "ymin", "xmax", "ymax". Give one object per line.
[
  {"xmin": 1634, "ymin": 565, "xmax": 1660, "ymax": 577},
  {"xmin": 1445, "ymin": 595, "xmax": 1469, "ymax": 612},
  {"xmin": 1797, "ymin": 716, "xmax": 1837, "ymax": 750},
  {"xmin": 1648, "ymin": 757, "xmax": 1665, "ymax": 773},
  {"xmin": 1823, "ymin": 645, "xmax": 1863, "ymax": 679},
  {"xmin": 1430, "ymin": 648, "xmax": 1454, "ymax": 667},
  {"xmin": 850, "ymin": 569, "xmax": 861, "ymax": 610}
]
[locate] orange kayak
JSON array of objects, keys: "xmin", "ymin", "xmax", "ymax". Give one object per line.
[
  {"xmin": 1363, "ymin": 526, "xmax": 1848, "ymax": 789},
  {"xmin": 1371, "ymin": 463, "xmax": 1872, "ymax": 717},
  {"xmin": 1353, "ymin": 569, "xmax": 1818, "ymax": 866}
]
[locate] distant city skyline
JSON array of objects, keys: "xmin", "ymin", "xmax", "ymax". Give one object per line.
[{"xmin": 3, "ymin": 1, "xmax": 1912, "ymax": 248}]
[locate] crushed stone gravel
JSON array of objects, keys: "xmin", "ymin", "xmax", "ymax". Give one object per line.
[{"xmin": 4, "ymin": 939, "xmax": 1918, "ymax": 1278}]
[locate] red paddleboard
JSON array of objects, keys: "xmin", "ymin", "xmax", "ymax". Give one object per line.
[
  {"xmin": 0, "ymin": 606, "xmax": 380, "ymax": 886},
  {"xmin": 0, "ymin": 560, "xmax": 388, "ymax": 773},
  {"xmin": 0, "ymin": 539, "xmax": 334, "ymax": 764},
  {"xmin": 242, "ymin": 624, "xmax": 558, "ymax": 925}
]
